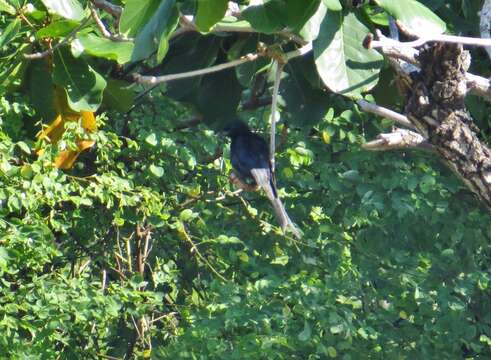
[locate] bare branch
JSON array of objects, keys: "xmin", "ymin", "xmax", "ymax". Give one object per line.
[
  {"xmin": 363, "ymin": 128, "xmax": 433, "ymax": 151},
  {"xmin": 89, "ymin": 4, "xmax": 130, "ymax": 41},
  {"xmin": 357, "ymin": 99, "xmax": 417, "ymax": 130}
]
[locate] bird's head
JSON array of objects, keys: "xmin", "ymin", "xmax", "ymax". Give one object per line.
[{"xmin": 223, "ymin": 120, "xmax": 252, "ymax": 138}]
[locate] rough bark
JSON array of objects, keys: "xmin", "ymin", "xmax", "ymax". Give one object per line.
[{"xmin": 405, "ymin": 43, "xmax": 491, "ymax": 207}]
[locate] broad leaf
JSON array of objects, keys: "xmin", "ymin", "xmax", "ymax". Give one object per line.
[
  {"xmin": 195, "ymin": 0, "xmax": 228, "ymax": 32},
  {"xmin": 120, "ymin": 0, "xmax": 161, "ymax": 37},
  {"xmin": 313, "ymin": 11, "xmax": 383, "ymax": 98},
  {"xmin": 53, "ymin": 47, "xmax": 107, "ymax": 112},
  {"xmin": 374, "ymin": 0, "xmax": 446, "ymax": 35},
  {"xmin": 40, "ymin": 0, "xmax": 84, "ymax": 21},
  {"xmin": 131, "ymin": 0, "xmax": 179, "ymax": 62},
  {"xmin": 195, "ymin": 68, "xmax": 242, "ymax": 127},
  {"xmin": 300, "ymin": 1, "xmax": 327, "ymax": 41},
  {"xmin": 76, "ymin": 34, "xmax": 134, "ymax": 64},
  {"xmin": 281, "ymin": 55, "xmax": 332, "ymax": 127}
]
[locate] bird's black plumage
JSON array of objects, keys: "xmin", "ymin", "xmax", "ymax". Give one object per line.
[{"xmin": 226, "ymin": 121, "xmax": 300, "ymax": 238}]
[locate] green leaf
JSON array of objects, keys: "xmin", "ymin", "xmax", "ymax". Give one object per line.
[
  {"xmin": 120, "ymin": 0, "xmax": 161, "ymax": 37},
  {"xmin": 149, "ymin": 164, "xmax": 164, "ymax": 178},
  {"xmin": 131, "ymin": 0, "xmax": 179, "ymax": 62},
  {"xmin": 16, "ymin": 141, "xmax": 31, "ymax": 154},
  {"xmin": 323, "ymin": 0, "xmax": 342, "ymax": 11},
  {"xmin": 0, "ymin": 0, "xmax": 16, "ymax": 14},
  {"xmin": 0, "ymin": 18, "xmax": 20, "ymax": 49},
  {"xmin": 298, "ymin": 321, "xmax": 312, "ymax": 341},
  {"xmin": 145, "ymin": 133, "xmax": 158, "ymax": 146},
  {"xmin": 76, "ymin": 33, "xmax": 134, "ymax": 64},
  {"xmin": 374, "ymin": 0, "xmax": 446, "ymax": 34},
  {"xmin": 195, "ymin": 0, "xmax": 228, "ymax": 32},
  {"xmin": 179, "ymin": 209, "xmax": 195, "ymax": 221},
  {"xmin": 313, "ymin": 11, "xmax": 383, "ymax": 98},
  {"xmin": 53, "ymin": 47, "xmax": 107, "ymax": 112},
  {"xmin": 36, "ymin": 20, "xmax": 79, "ymax": 39},
  {"xmin": 300, "ymin": 2, "xmax": 327, "ymax": 41},
  {"xmin": 103, "ymin": 79, "xmax": 134, "ymax": 112},
  {"xmin": 271, "ymin": 255, "xmax": 289, "ymax": 266},
  {"xmin": 242, "ymin": 1, "xmax": 285, "ymax": 34},
  {"xmin": 40, "ymin": 0, "xmax": 84, "ymax": 21}
]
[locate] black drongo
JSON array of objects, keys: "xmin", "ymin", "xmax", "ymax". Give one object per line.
[{"xmin": 226, "ymin": 121, "xmax": 300, "ymax": 238}]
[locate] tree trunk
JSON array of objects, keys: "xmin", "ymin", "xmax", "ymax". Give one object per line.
[{"xmin": 405, "ymin": 43, "xmax": 491, "ymax": 207}]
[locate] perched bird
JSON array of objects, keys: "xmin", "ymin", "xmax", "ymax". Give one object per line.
[{"xmin": 225, "ymin": 121, "xmax": 301, "ymax": 238}]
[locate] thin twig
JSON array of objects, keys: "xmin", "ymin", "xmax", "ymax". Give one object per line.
[
  {"xmin": 89, "ymin": 4, "xmax": 129, "ymax": 41},
  {"xmin": 132, "ymin": 43, "xmax": 312, "ymax": 85},
  {"xmin": 270, "ymin": 61, "xmax": 284, "ymax": 179},
  {"xmin": 180, "ymin": 225, "xmax": 227, "ymax": 282},
  {"xmin": 369, "ymin": 32, "xmax": 491, "ymax": 49},
  {"xmin": 24, "ymin": 17, "xmax": 90, "ymax": 59}
]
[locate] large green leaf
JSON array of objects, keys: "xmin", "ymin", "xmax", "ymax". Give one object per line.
[
  {"xmin": 131, "ymin": 0, "xmax": 179, "ymax": 63},
  {"xmin": 300, "ymin": 1, "xmax": 327, "ymax": 41},
  {"xmin": 0, "ymin": 18, "xmax": 20, "ymax": 48},
  {"xmin": 53, "ymin": 47, "xmax": 107, "ymax": 112},
  {"xmin": 374, "ymin": 0, "xmax": 446, "ymax": 34},
  {"xmin": 76, "ymin": 34, "xmax": 134, "ymax": 64},
  {"xmin": 160, "ymin": 35, "xmax": 220, "ymax": 101},
  {"xmin": 281, "ymin": 55, "xmax": 332, "ymax": 127},
  {"xmin": 313, "ymin": 11, "xmax": 383, "ymax": 98},
  {"xmin": 195, "ymin": 0, "xmax": 228, "ymax": 32},
  {"xmin": 40, "ymin": 0, "xmax": 84, "ymax": 21},
  {"xmin": 119, "ymin": 0, "xmax": 161, "ymax": 37},
  {"xmin": 195, "ymin": 68, "xmax": 242, "ymax": 127}
]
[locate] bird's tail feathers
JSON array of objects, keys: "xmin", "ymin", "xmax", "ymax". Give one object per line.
[{"xmin": 251, "ymin": 169, "xmax": 301, "ymax": 239}]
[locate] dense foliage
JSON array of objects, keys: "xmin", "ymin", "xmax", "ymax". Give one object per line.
[{"xmin": 1, "ymin": 0, "xmax": 491, "ymax": 359}]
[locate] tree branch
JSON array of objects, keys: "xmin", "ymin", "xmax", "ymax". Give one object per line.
[
  {"xmin": 364, "ymin": 31, "xmax": 491, "ymax": 103},
  {"xmin": 356, "ymin": 99, "xmax": 416, "ymax": 130},
  {"xmin": 362, "ymin": 128, "xmax": 433, "ymax": 151}
]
